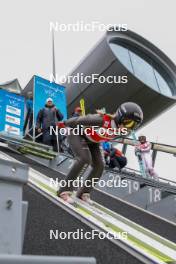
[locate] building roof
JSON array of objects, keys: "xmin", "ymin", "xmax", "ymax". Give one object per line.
[{"xmin": 0, "ymin": 78, "xmax": 22, "ymax": 94}]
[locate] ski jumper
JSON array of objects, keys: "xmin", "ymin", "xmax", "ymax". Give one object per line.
[{"xmin": 57, "ymin": 114, "xmax": 120, "ymax": 197}]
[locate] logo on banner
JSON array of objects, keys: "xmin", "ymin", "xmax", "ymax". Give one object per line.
[
  {"xmin": 6, "ymin": 105, "xmax": 21, "ymax": 116},
  {"xmin": 8, "ymin": 99, "xmax": 20, "ymax": 108},
  {"xmin": 5, "ymin": 125, "xmax": 20, "ymax": 135},
  {"xmin": 5, "ymin": 115, "xmax": 21, "ymax": 125}
]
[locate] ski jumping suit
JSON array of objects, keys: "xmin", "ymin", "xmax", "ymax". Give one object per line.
[
  {"xmin": 57, "ymin": 113, "xmax": 118, "ymax": 197},
  {"xmin": 137, "ymin": 142, "xmax": 158, "ymax": 178}
]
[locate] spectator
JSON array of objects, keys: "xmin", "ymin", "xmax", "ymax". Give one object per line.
[
  {"xmin": 135, "ymin": 135, "xmax": 158, "ymax": 179},
  {"xmin": 72, "ymin": 106, "xmax": 82, "ymax": 117},
  {"xmin": 102, "ymin": 142, "xmax": 127, "ymax": 171},
  {"xmin": 23, "ymin": 91, "xmax": 33, "ymax": 137},
  {"xmin": 36, "ymin": 98, "xmax": 63, "ymax": 152}
]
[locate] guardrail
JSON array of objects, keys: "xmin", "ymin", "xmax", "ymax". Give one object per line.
[
  {"xmin": 106, "ymin": 167, "xmax": 176, "ymax": 194},
  {"xmin": 115, "ymin": 137, "xmax": 176, "ymax": 155}
]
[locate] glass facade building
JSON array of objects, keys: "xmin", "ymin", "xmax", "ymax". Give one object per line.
[
  {"xmin": 66, "ymin": 28, "xmax": 176, "ymax": 126},
  {"xmin": 109, "ymin": 43, "xmax": 174, "ymax": 97}
]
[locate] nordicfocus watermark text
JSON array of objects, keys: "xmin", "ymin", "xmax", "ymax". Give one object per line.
[
  {"xmin": 50, "ymin": 229, "xmax": 128, "ymax": 240},
  {"xmin": 49, "ymin": 73, "xmax": 128, "ymax": 85},
  {"xmin": 50, "ymin": 125, "xmax": 128, "ymax": 137},
  {"xmin": 50, "ymin": 21, "xmax": 127, "ymax": 32},
  {"xmin": 50, "ymin": 175, "xmax": 128, "ymax": 189}
]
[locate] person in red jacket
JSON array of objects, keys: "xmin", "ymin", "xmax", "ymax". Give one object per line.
[{"xmin": 57, "ymin": 102, "xmax": 143, "ymax": 203}]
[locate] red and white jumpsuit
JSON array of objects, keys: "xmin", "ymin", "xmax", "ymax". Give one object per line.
[{"xmin": 136, "ymin": 142, "xmax": 158, "ymax": 179}]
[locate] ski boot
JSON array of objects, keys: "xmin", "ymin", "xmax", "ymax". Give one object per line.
[
  {"xmin": 80, "ymin": 193, "xmax": 93, "ymax": 205},
  {"xmin": 59, "ymin": 191, "xmax": 74, "ymax": 204}
]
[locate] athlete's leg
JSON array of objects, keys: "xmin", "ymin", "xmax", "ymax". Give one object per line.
[
  {"xmin": 57, "ymin": 134, "xmax": 92, "ymax": 195},
  {"xmin": 76, "ymin": 143, "xmax": 104, "ymax": 198},
  {"xmin": 140, "ymin": 154, "xmax": 148, "ymax": 173},
  {"xmin": 144, "ymin": 155, "xmax": 158, "ymax": 179}
]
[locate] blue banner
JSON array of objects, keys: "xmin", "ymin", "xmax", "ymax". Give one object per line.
[
  {"xmin": 0, "ymin": 89, "xmax": 6, "ymax": 131},
  {"xmin": 34, "ymin": 76, "xmax": 67, "ymax": 125},
  {"xmin": 0, "ymin": 89, "xmax": 25, "ymax": 137}
]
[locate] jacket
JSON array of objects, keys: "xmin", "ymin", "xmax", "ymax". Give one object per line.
[{"xmin": 36, "ymin": 104, "xmax": 63, "ymax": 130}]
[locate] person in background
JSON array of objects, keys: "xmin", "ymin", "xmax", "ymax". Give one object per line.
[
  {"xmin": 72, "ymin": 106, "xmax": 82, "ymax": 117},
  {"xmin": 103, "ymin": 141, "xmax": 127, "ymax": 171},
  {"xmin": 36, "ymin": 98, "xmax": 63, "ymax": 152},
  {"xmin": 23, "ymin": 91, "xmax": 33, "ymax": 137},
  {"xmin": 135, "ymin": 135, "xmax": 158, "ymax": 179}
]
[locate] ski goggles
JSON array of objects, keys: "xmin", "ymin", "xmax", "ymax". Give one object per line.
[{"xmin": 121, "ymin": 119, "xmax": 138, "ymax": 130}]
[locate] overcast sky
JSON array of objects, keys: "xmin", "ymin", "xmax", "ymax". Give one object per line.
[{"xmin": 0, "ymin": 0, "xmax": 176, "ymax": 180}]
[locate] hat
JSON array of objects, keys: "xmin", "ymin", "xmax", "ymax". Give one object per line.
[
  {"xmin": 46, "ymin": 98, "xmax": 53, "ymax": 103},
  {"xmin": 138, "ymin": 134, "xmax": 146, "ymax": 140},
  {"xmin": 138, "ymin": 134, "xmax": 145, "ymax": 138}
]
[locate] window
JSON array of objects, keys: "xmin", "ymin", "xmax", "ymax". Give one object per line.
[
  {"xmin": 154, "ymin": 70, "xmax": 172, "ymax": 97},
  {"xmin": 110, "ymin": 43, "xmax": 134, "ymax": 73},
  {"xmin": 109, "ymin": 42, "xmax": 173, "ymax": 97},
  {"xmin": 129, "ymin": 51, "xmax": 159, "ymax": 92}
]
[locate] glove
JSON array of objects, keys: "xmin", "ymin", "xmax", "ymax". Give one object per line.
[
  {"xmin": 37, "ymin": 128, "xmax": 42, "ymax": 133},
  {"xmin": 57, "ymin": 121, "xmax": 65, "ymax": 128}
]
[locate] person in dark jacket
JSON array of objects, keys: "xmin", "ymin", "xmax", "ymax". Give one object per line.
[
  {"xmin": 103, "ymin": 142, "xmax": 127, "ymax": 171},
  {"xmin": 23, "ymin": 91, "xmax": 33, "ymax": 137},
  {"xmin": 36, "ymin": 98, "xmax": 63, "ymax": 152}
]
